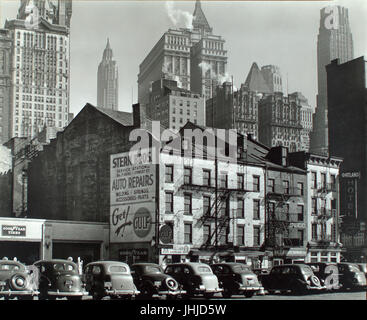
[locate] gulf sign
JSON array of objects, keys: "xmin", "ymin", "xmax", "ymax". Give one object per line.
[{"xmin": 110, "ymin": 149, "xmax": 156, "ymax": 243}]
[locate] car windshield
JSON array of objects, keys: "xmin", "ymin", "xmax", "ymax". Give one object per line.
[
  {"xmin": 109, "ymin": 265, "xmax": 128, "ymax": 273},
  {"xmin": 0, "ymin": 263, "xmax": 20, "ymax": 271},
  {"xmin": 53, "ymin": 263, "xmax": 75, "ymax": 271},
  {"xmin": 144, "ymin": 266, "xmax": 162, "ymax": 274},
  {"xmin": 196, "ymin": 266, "xmax": 212, "ymax": 274},
  {"xmin": 232, "ymin": 265, "xmax": 251, "ymax": 273}
]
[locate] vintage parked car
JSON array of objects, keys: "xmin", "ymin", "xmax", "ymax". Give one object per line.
[
  {"xmin": 0, "ymin": 258, "xmax": 39, "ymax": 300},
  {"xmin": 261, "ymin": 264, "xmax": 325, "ymax": 295},
  {"xmin": 131, "ymin": 263, "xmax": 186, "ymax": 299},
  {"xmin": 356, "ymin": 263, "xmax": 367, "ymax": 279},
  {"xmin": 336, "ymin": 262, "xmax": 367, "ymax": 291},
  {"xmin": 165, "ymin": 262, "xmax": 223, "ymax": 299},
  {"xmin": 306, "ymin": 262, "xmax": 341, "ymax": 290},
  {"xmin": 34, "ymin": 259, "xmax": 88, "ymax": 300},
  {"xmin": 211, "ymin": 263, "xmax": 263, "ymax": 298},
  {"xmin": 84, "ymin": 261, "xmax": 140, "ymax": 299}
]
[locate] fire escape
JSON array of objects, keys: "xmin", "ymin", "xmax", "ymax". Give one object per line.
[{"xmin": 265, "ymin": 179, "xmax": 304, "ymax": 257}]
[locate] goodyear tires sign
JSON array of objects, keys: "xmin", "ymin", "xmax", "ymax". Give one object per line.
[{"xmin": 110, "ymin": 149, "xmax": 156, "ymax": 243}]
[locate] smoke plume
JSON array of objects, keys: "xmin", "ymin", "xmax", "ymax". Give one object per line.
[{"xmin": 165, "ymin": 1, "xmax": 193, "ymax": 29}]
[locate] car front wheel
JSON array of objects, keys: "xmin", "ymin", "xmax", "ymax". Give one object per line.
[
  {"xmin": 244, "ymin": 291, "xmax": 255, "ymax": 298},
  {"xmin": 222, "ymin": 287, "xmax": 233, "ymax": 298}
]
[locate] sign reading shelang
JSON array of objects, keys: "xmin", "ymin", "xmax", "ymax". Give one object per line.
[{"xmin": 110, "ymin": 149, "xmax": 156, "ymax": 243}]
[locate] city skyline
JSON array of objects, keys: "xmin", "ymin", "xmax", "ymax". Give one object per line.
[{"xmin": 0, "ymin": 0, "xmax": 366, "ymax": 119}]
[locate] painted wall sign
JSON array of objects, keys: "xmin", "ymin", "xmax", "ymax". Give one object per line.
[
  {"xmin": 110, "ymin": 149, "xmax": 156, "ymax": 243},
  {"xmin": 159, "ymin": 224, "xmax": 173, "ymax": 244}
]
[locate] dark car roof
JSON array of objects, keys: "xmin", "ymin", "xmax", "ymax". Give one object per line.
[
  {"xmin": 132, "ymin": 263, "xmax": 160, "ymax": 267},
  {"xmin": 167, "ymin": 262, "xmax": 210, "ymax": 267},
  {"xmin": 34, "ymin": 259, "xmax": 78, "ymax": 266},
  {"xmin": 272, "ymin": 264, "xmax": 309, "ymax": 268}
]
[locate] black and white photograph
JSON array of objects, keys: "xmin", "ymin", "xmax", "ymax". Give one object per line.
[{"xmin": 0, "ymin": 0, "xmax": 366, "ymax": 309}]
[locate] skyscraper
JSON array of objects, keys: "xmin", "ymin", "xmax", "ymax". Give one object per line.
[
  {"xmin": 1, "ymin": 0, "xmax": 72, "ymax": 140},
  {"xmin": 138, "ymin": 0, "xmax": 227, "ymax": 106},
  {"xmin": 310, "ymin": 6, "xmax": 354, "ymax": 156},
  {"xmin": 97, "ymin": 39, "xmax": 118, "ymax": 111}
]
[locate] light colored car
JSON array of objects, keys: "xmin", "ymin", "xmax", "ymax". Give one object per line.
[
  {"xmin": 84, "ymin": 261, "xmax": 140, "ymax": 299},
  {"xmin": 34, "ymin": 259, "xmax": 88, "ymax": 300},
  {"xmin": 165, "ymin": 262, "xmax": 223, "ymax": 299},
  {"xmin": 0, "ymin": 258, "xmax": 39, "ymax": 300}
]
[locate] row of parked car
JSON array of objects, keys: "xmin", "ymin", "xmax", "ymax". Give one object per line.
[{"xmin": 0, "ymin": 257, "xmax": 366, "ymax": 300}]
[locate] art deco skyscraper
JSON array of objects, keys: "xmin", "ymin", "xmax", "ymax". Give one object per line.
[
  {"xmin": 310, "ymin": 6, "xmax": 354, "ymax": 156},
  {"xmin": 138, "ymin": 0, "xmax": 227, "ymax": 105},
  {"xmin": 0, "ymin": 0, "xmax": 72, "ymax": 140},
  {"xmin": 97, "ymin": 39, "xmax": 118, "ymax": 111}
]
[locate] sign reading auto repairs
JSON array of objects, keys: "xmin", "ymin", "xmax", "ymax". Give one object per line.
[{"xmin": 110, "ymin": 149, "xmax": 156, "ymax": 243}]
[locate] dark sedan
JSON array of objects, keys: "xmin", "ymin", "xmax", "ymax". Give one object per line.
[
  {"xmin": 131, "ymin": 263, "xmax": 185, "ymax": 299},
  {"xmin": 211, "ymin": 263, "xmax": 263, "ymax": 298}
]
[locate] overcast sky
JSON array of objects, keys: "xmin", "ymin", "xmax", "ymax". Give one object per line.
[{"xmin": 0, "ymin": 0, "xmax": 366, "ymax": 117}]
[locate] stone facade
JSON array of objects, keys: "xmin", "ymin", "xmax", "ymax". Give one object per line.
[{"xmin": 258, "ymin": 92, "xmax": 303, "ymax": 152}]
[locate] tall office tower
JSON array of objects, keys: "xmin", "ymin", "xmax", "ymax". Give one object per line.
[
  {"xmin": 2, "ymin": 0, "xmax": 72, "ymax": 140},
  {"xmin": 310, "ymin": 6, "xmax": 354, "ymax": 156},
  {"xmin": 261, "ymin": 65, "xmax": 283, "ymax": 93},
  {"xmin": 0, "ymin": 30, "xmax": 12, "ymax": 144},
  {"xmin": 97, "ymin": 39, "xmax": 118, "ymax": 111},
  {"xmin": 290, "ymin": 92, "xmax": 313, "ymax": 152},
  {"xmin": 258, "ymin": 92, "xmax": 303, "ymax": 152},
  {"xmin": 327, "ymin": 57, "xmax": 367, "ymax": 261},
  {"xmin": 138, "ymin": 0, "xmax": 227, "ymax": 106}
]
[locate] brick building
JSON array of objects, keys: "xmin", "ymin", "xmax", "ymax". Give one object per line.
[{"xmin": 145, "ymin": 78, "xmax": 205, "ymax": 130}]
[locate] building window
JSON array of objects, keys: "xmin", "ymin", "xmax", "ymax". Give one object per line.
[
  {"xmin": 268, "ymin": 202, "xmax": 275, "ymax": 217},
  {"xmin": 297, "ymin": 230, "xmax": 304, "ymax": 246},
  {"xmin": 297, "ymin": 205, "xmax": 304, "ymax": 222},
  {"xmin": 253, "ymin": 226, "xmax": 261, "ymax": 246},
  {"xmin": 203, "ymin": 169, "xmax": 211, "ymax": 186},
  {"xmin": 220, "ymin": 173, "xmax": 228, "ymax": 189},
  {"xmin": 330, "ymin": 174, "xmax": 336, "ymax": 191},
  {"xmin": 253, "ymin": 175, "xmax": 260, "ymax": 192},
  {"xmin": 165, "ymin": 192, "xmax": 173, "ymax": 213},
  {"xmin": 268, "ymin": 178, "xmax": 275, "ymax": 192},
  {"xmin": 184, "ymin": 223, "xmax": 192, "ymax": 244},
  {"xmin": 184, "ymin": 167, "xmax": 192, "ymax": 184},
  {"xmin": 321, "ymin": 173, "xmax": 326, "ymax": 189},
  {"xmin": 203, "ymin": 196, "xmax": 211, "ymax": 216},
  {"xmin": 311, "ymin": 172, "xmax": 317, "ymax": 189},
  {"xmin": 283, "ymin": 180, "xmax": 289, "ymax": 194},
  {"xmin": 237, "ymin": 225, "xmax": 245, "ymax": 245},
  {"xmin": 312, "ymin": 198, "xmax": 317, "ymax": 215},
  {"xmin": 165, "ymin": 165, "xmax": 173, "ymax": 183},
  {"xmin": 312, "ymin": 223, "xmax": 318, "ymax": 240},
  {"xmin": 253, "ymin": 199, "xmax": 260, "ymax": 220},
  {"xmin": 203, "ymin": 225, "xmax": 211, "ymax": 244},
  {"xmin": 237, "ymin": 174, "xmax": 244, "ymax": 189},
  {"xmin": 220, "ymin": 198, "xmax": 228, "ymax": 217},
  {"xmin": 184, "ymin": 193, "xmax": 192, "ymax": 215},
  {"xmin": 297, "ymin": 182, "xmax": 304, "ymax": 196},
  {"xmin": 237, "ymin": 198, "xmax": 244, "ymax": 218}
]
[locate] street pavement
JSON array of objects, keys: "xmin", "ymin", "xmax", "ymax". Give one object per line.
[{"xmin": 1, "ymin": 290, "xmax": 366, "ymax": 300}]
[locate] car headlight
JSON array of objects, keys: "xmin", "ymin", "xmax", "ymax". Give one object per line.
[
  {"xmin": 104, "ymin": 281, "xmax": 112, "ymax": 288},
  {"xmin": 16, "ymin": 278, "xmax": 24, "ymax": 287},
  {"xmin": 199, "ymin": 284, "xmax": 205, "ymax": 290}
]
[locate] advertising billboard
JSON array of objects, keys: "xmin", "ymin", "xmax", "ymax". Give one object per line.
[{"xmin": 110, "ymin": 149, "xmax": 156, "ymax": 243}]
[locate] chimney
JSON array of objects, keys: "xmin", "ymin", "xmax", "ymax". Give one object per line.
[{"xmin": 133, "ymin": 103, "xmax": 141, "ymax": 127}]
